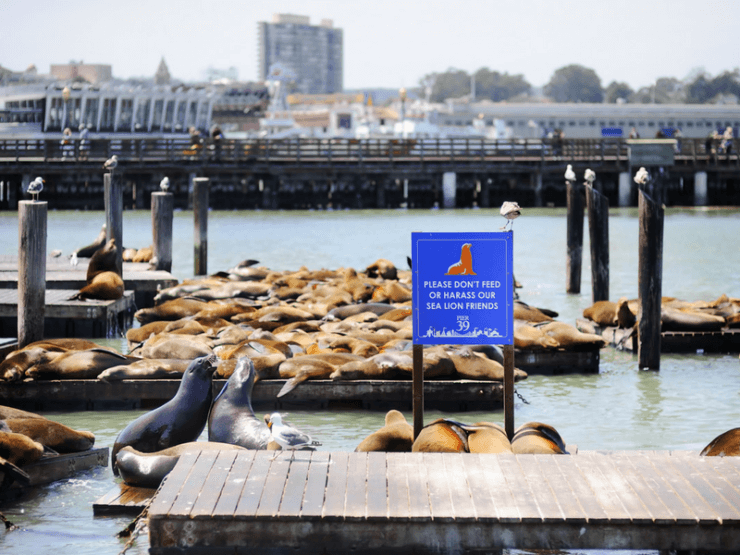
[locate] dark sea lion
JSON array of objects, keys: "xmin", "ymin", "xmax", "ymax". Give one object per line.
[
  {"xmin": 111, "ymin": 354, "xmax": 217, "ymax": 474},
  {"xmin": 355, "ymin": 410, "xmax": 413, "ymax": 452},
  {"xmin": 0, "ymin": 431, "xmax": 45, "ymax": 467},
  {"xmin": 511, "ymin": 422, "xmax": 568, "ymax": 454},
  {"xmin": 616, "ymin": 297, "xmax": 638, "ymax": 328},
  {"xmin": 116, "ymin": 442, "xmax": 247, "ymax": 488},
  {"xmin": 73, "ymin": 224, "xmax": 106, "ymax": 258},
  {"xmin": 98, "ymin": 358, "xmax": 191, "ymax": 381},
  {"xmin": 467, "ymin": 422, "xmax": 512, "ymax": 454},
  {"xmin": 411, "ymin": 418, "xmax": 471, "ymax": 453},
  {"xmin": 365, "ymin": 259, "xmax": 398, "ymax": 280},
  {"xmin": 208, "ymin": 357, "xmax": 272, "ymax": 449},
  {"xmin": 86, "ymin": 238, "xmax": 120, "ymax": 282},
  {"xmin": 4, "ymin": 418, "xmax": 95, "ymax": 452},
  {"xmin": 700, "ymin": 428, "xmax": 740, "ymax": 456},
  {"xmin": 277, "ymin": 353, "xmax": 364, "ymax": 397},
  {"xmin": 25, "ymin": 348, "xmax": 136, "ymax": 380}
]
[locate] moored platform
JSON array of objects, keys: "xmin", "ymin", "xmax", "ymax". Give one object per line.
[
  {"xmin": 93, "ymin": 482, "xmax": 157, "ymax": 516},
  {"xmin": 147, "ymin": 449, "xmax": 740, "ymax": 554}
]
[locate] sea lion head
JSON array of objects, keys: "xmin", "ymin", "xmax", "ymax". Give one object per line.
[{"xmin": 184, "ymin": 354, "xmax": 217, "ymax": 382}]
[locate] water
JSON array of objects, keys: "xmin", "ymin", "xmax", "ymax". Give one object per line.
[{"xmin": 1, "ymin": 207, "xmax": 740, "ymax": 554}]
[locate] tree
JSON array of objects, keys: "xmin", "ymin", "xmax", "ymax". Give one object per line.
[
  {"xmin": 420, "ymin": 68, "xmax": 470, "ymax": 102},
  {"xmin": 544, "ymin": 64, "xmax": 603, "ymax": 102},
  {"xmin": 604, "ymin": 81, "xmax": 633, "ymax": 103},
  {"xmin": 473, "ymin": 68, "xmax": 531, "ymax": 102}
]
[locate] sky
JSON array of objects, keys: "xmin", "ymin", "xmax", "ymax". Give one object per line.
[{"xmin": 2, "ymin": 0, "xmax": 738, "ymax": 91}]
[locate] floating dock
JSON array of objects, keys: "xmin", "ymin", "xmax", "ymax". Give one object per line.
[
  {"xmin": 0, "ymin": 289, "xmax": 135, "ymax": 338},
  {"xmin": 577, "ymin": 318, "xmax": 740, "ymax": 354},
  {"xmin": 0, "ymin": 255, "xmax": 178, "ymax": 307},
  {"xmin": 93, "ymin": 483, "xmax": 157, "ymax": 516},
  {"xmin": 147, "ymin": 449, "xmax": 740, "ymax": 554}
]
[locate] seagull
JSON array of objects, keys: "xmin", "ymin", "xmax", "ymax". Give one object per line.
[
  {"xmin": 564, "ymin": 164, "xmax": 576, "ymax": 182},
  {"xmin": 584, "ymin": 168, "xmax": 596, "ymax": 185},
  {"xmin": 160, "ymin": 176, "xmax": 170, "ymax": 192},
  {"xmin": 26, "ymin": 177, "xmax": 44, "ymax": 201},
  {"xmin": 267, "ymin": 413, "xmax": 321, "ymax": 450},
  {"xmin": 103, "ymin": 155, "xmax": 118, "ymax": 172},
  {"xmin": 634, "ymin": 167, "xmax": 649, "ymax": 185},
  {"xmin": 499, "ymin": 201, "xmax": 521, "ymax": 231}
]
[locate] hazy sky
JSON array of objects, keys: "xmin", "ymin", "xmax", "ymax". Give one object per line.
[{"xmin": 2, "ymin": 0, "xmax": 738, "ymax": 90}]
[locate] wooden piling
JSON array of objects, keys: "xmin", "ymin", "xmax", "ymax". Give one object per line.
[
  {"xmin": 565, "ymin": 180, "xmax": 584, "ymax": 293},
  {"xmin": 104, "ymin": 173, "xmax": 123, "ymax": 276},
  {"xmin": 638, "ymin": 189, "xmax": 664, "ymax": 370},
  {"xmin": 17, "ymin": 201, "xmax": 46, "ymax": 347},
  {"xmin": 585, "ymin": 185, "xmax": 609, "ymax": 303},
  {"xmin": 151, "ymin": 192, "xmax": 173, "ymax": 272},
  {"xmin": 503, "ymin": 343, "xmax": 515, "ymax": 440},
  {"xmin": 412, "ymin": 343, "xmax": 423, "ymax": 439},
  {"xmin": 193, "ymin": 177, "xmax": 209, "ymax": 276}
]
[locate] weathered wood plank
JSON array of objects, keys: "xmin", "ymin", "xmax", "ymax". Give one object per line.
[
  {"xmin": 552, "ymin": 455, "xmax": 608, "ymax": 523},
  {"xmin": 459, "ymin": 453, "xmax": 498, "ymax": 522},
  {"xmin": 690, "ymin": 456, "xmax": 740, "ymax": 517},
  {"xmin": 278, "ymin": 451, "xmax": 311, "ymax": 517},
  {"xmin": 386, "ymin": 453, "xmax": 410, "ymax": 519},
  {"xmin": 496, "ymin": 453, "xmax": 543, "ymax": 523},
  {"xmin": 169, "ymin": 450, "xmax": 219, "ymax": 517},
  {"xmin": 424, "ymin": 452, "xmax": 454, "ymax": 521},
  {"xmin": 301, "ymin": 451, "xmax": 329, "ymax": 517},
  {"xmin": 148, "ymin": 451, "xmax": 199, "ymax": 517},
  {"xmin": 662, "ymin": 456, "xmax": 736, "ymax": 521},
  {"xmin": 234, "ymin": 450, "xmax": 273, "ymax": 516},
  {"xmin": 255, "ymin": 451, "xmax": 291, "ymax": 518},
  {"xmin": 322, "ymin": 451, "xmax": 348, "ymax": 520},
  {"xmin": 533, "ymin": 455, "xmax": 586, "ymax": 522},
  {"xmin": 516, "ymin": 454, "xmax": 565, "ymax": 520},
  {"xmin": 581, "ymin": 452, "xmax": 653, "ymax": 521},
  {"xmin": 344, "ymin": 451, "xmax": 368, "ymax": 520},
  {"xmin": 476, "ymin": 453, "xmax": 521, "ymax": 522},
  {"xmin": 404, "ymin": 452, "xmax": 431, "ymax": 519},
  {"xmin": 212, "ymin": 450, "xmax": 255, "ymax": 516},
  {"xmin": 366, "ymin": 452, "xmax": 387, "ymax": 520},
  {"xmin": 191, "ymin": 450, "xmax": 239, "ymax": 517},
  {"xmin": 93, "ymin": 483, "xmax": 156, "ymax": 516},
  {"xmin": 441, "ymin": 454, "xmax": 476, "ymax": 520},
  {"xmin": 571, "ymin": 453, "xmax": 631, "ymax": 523}
]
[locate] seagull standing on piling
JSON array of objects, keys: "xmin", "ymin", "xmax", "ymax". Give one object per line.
[
  {"xmin": 499, "ymin": 201, "xmax": 521, "ymax": 231},
  {"xmin": 160, "ymin": 176, "xmax": 170, "ymax": 192},
  {"xmin": 103, "ymin": 155, "xmax": 118, "ymax": 173},
  {"xmin": 564, "ymin": 165, "xmax": 576, "ymax": 182},
  {"xmin": 267, "ymin": 413, "xmax": 321, "ymax": 450},
  {"xmin": 26, "ymin": 177, "xmax": 44, "ymax": 201},
  {"xmin": 634, "ymin": 167, "xmax": 649, "ymax": 185},
  {"xmin": 584, "ymin": 169, "xmax": 596, "ymax": 186}
]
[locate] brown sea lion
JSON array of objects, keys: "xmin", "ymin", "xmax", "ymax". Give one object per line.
[
  {"xmin": 0, "ymin": 431, "xmax": 45, "ymax": 466},
  {"xmin": 355, "ymin": 410, "xmax": 413, "ymax": 452},
  {"xmin": 661, "ymin": 306, "xmax": 725, "ymax": 332},
  {"xmin": 132, "ymin": 245, "xmax": 153, "ymax": 263},
  {"xmin": 447, "ymin": 347, "xmax": 528, "ymax": 381},
  {"xmin": 0, "ymin": 405, "xmax": 44, "ymax": 420},
  {"xmin": 511, "ymin": 422, "xmax": 568, "ymax": 454},
  {"xmin": 126, "ymin": 320, "xmax": 170, "ymax": 347},
  {"xmin": 277, "ymin": 353, "xmax": 365, "ymax": 397},
  {"xmin": 514, "ymin": 300, "xmax": 555, "ymax": 323},
  {"xmin": 330, "ymin": 352, "xmax": 412, "ymax": 381},
  {"xmin": 700, "ymin": 428, "xmax": 740, "ymax": 456},
  {"xmin": 135, "ymin": 333, "xmax": 214, "ymax": 360},
  {"xmin": 98, "ymin": 358, "xmax": 191, "ymax": 381},
  {"xmin": 371, "ymin": 281, "xmax": 412, "ymax": 303},
  {"xmin": 86, "ymin": 238, "xmax": 120, "ymax": 282},
  {"xmin": 72, "ymin": 224, "xmax": 107, "ymax": 258},
  {"xmin": 4, "ymin": 418, "xmax": 95, "ymax": 452},
  {"xmin": 616, "ymin": 297, "xmax": 638, "ymax": 328},
  {"xmin": 70, "ymin": 270, "xmax": 124, "ymax": 300},
  {"xmin": 582, "ymin": 300, "xmax": 618, "ymax": 327},
  {"xmin": 412, "ymin": 418, "xmax": 470, "ymax": 453},
  {"xmin": 514, "ymin": 321, "xmax": 560, "ymax": 350},
  {"xmin": 467, "ymin": 422, "xmax": 512, "ymax": 454},
  {"xmin": 365, "ymin": 259, "xmax": 398, "ymax": 280},
  {"xmin": 377, "ymin": 307, "xmax": 413, "ymax": 322},
  {"xmin": 539, "ymin": 321, "xmax": 607, "ymax": 350},
  {"xmin": 25, "ymin": 348, "xmax": 137, "ymax": 380},
  {"xmin": 135, "ymin": 297, "xmax": 210, "ymax": 324},
  {"xmin": 0, "ymin": 339, "xmax": 104, "ymax": 381}
]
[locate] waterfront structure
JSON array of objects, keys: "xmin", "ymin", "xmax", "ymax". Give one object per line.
[
  {"xmin": 50, "ymin": 62, "xmax": 112, "ymax": 84},
  {"xmin": 257, "ymin": 14, "xmax": 343, "ymax": 95}
]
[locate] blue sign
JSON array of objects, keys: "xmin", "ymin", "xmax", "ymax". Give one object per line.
[{"xmin": 412, "ymin": 232, "xmax": 513, "ymax": 345}]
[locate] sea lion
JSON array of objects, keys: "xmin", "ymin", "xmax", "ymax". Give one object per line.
[
  {"xmin": 134, "ymin": 333, "xmax": 214, "ymax": 360},
  {"xmin": 0, "ymin": 405, "xmax": 43, "ymax": 420},
  {"xmin": 208, "ymin": 357, "xmax": 272, "ymax": 449},
  {"xmin": 514, "ymin": 300, "xmax": 555, "ymax": 323},
  {"xmin": 132, "ymin": 245, "xmax": 153, "ymax": 263},
  {"xmin": 365, "ymin": 259, "xmax": 398, "ymax": 280},
  {"xmin": 411, "ymin": 418, "xmax": 471, "ymax": 453},
  {"xmin": 700, "ymin": 428, "xmax": 740, "ymax": 457},
  {"xmin": 661, "ymin": 306, "xmax": 725, "ymax": 332},
  {"xmin": 355, "ymin": 410, "xmax": 413, "ymax": 452},
  {"xmin": 135, "ymin": 297, "xmax": 210, "ymax": 325},
  {"xmin": 70, "ymin": 271, "xmax": 124, "ymax": 300},
  {"xmin": 0, "ymin": 430, "xmax": 45, "ymax": 467},
  {"xmin": 277, "ymin": 353, "xmax": 365, "ymax": 397},
  {"xmin": 511, "ymin": 422, "xmax": 568, "ymax": 454},
  {"xmin": 4, "ymin": 418, "xmax": 95, "ymax": 452},
  {"xmin": 445, "ymin": 243, "xmax": 476, "ymax": 276},
  {"xmin": 514, "ymin": 321, "xmax": 560, "ymax": 350},
  {"xmin": 582, "ymin": 300, "xmax": 619, "ymax": 327},
  {"xmin": 86, "ymin": 238, "xmax": 120, "ymax": 282},
  {"xmin": 98, "ymin": 358, "xmax": 191, "ymax": 381},
  {"xmin": 0, "ymin": 339, "xmax": 103, "ymax": 382},
  {"xmin": 371, "ymin": 281, "xmax": 412, "ymax": 303},
  {"xmin": 126, "ymin": 321, "xmax": 171, "ymax": 348},
  {"xmin": 323, "ymin": 303, "xmax": 395, "ymax": 321},
  {"xmin": 446, "ymin": 347, "xmax": 528, "ymax": 381},
  {"xmin": 25, "ymin": 348, "xmax": 136, "ymax": 380},
  {"xmin": 72, "ymin": 224, "xmax": 107, "ymax": 258},
  {"xmin": 538, "ymin": 321, "xmax": 607, "ymax": 350},
  {"xmin": 467, "ymin": 422, "xmax": 512, "ymax": 454},
  {"xmin": 116, "ymin": 442, "xmax": 247, "ymax": 488},
  {"xmin": 330, "ymin": 352, "xmax": 412, "ymax": 381},
  {"xmin": 111, "ymin": 354, "xmax": 217, "ymax": 474}
]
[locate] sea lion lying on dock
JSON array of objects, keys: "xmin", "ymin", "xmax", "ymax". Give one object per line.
[
  {"xmin": 0, "ymin": 339, "xmax": 111, "ymax": 382},
  {"xmin": 700, "ymin": 428, "xmax": 740, "ymax": 457},
  {"xmin": 4, "ymin": 418, "xmax": 95, "ymax": 452},
  {"xmin": 25, "ymin": 348, "xmax": 137, "ymax": 380},
  {"xmin": 511, "ymin": 422, "xmax": 568, "ymax": 454},
  {"xmin": 355, "ymin": 410, "xmax": 413, "ymax": 452},
  {"xmin": 70, "ymin": 238, "xmax": 124, "ymax": 300},
  {"xmin": 0, "ymin": 429, "xmax": 45, "ymax": 467}
]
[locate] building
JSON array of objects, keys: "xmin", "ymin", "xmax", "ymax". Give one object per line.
[
  {"xmin": 257, "ymin": 13, "xmax": 343, "ymax": 95},
  {"xmin": 50, "ymin": 62, "xmax": 112, "ymax": 84}
]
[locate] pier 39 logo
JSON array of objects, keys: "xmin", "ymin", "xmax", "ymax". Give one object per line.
[{"xmin": 411, "ymin": 232, "xmax": 513, "ymax": 345}]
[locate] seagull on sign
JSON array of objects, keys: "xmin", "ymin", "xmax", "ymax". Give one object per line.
[
  {"xmin": 564, "ymin": 164, "xmax": 576, "ymax": 182},
  {"xmin": 499, "ymin": 201, "xmax": 521, "ymax": 231},
  {"xmin": 103, "ymin": 155, "xmax": 118, "ymax": 172},
  {"xmin": 26, "ymin": 177, "xmax": 44, "ymax": 201},
  {"xmin": 267, "ymin": 413, "xmax": 321, "ymax": 450},
  {"xmin": 634, "ymin": 167, "xmax": 649, "ymax": 185},
  {"xmin": 584, "ymin": 168, "xmax": 596, "ymax": 186},
  {"xmin": 160, "ymin": 176, "xmax": 170, "ymax": 192}
]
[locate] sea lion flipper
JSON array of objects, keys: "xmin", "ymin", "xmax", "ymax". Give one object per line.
[{"xmin": 277, "ymin": 377, "xmax": 301, "ymax": 398}]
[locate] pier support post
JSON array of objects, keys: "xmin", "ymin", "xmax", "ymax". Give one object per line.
[
  {"xmin": 193, "ymin": 177, "xmax": 209, "ymax": 276},
  {"xmin": 566, "ymin": 180, "xmax": 584, "ymax": 294},
  {"xmin": 480, "ymin": 178, "xmax": 490, "ymax": 208},
  {"xmin": 151, "ymin": 191, "xmax": 173, "ymax": 272},
  {"xmin": 533, "ymin": 171, "xmax": 543, "ymax": 207},
  {"xmin": 442, "ymin": 172, "xmax": 456, "ymax": 208},
  {"xmin": 104, "ymin": 172, "xmax": 123, "ymax": 276},
  {"xmin": 586, "ymin": 185, "xmax": 610, "ymax": 303},
  {"xmin": 618, "ymin": 172, "xmax": 631, "ymax": 207},
  {"xmin": 18, "ymin": 201, "xmax": 47, "ymax": 347},
  {"xmin": 694, "ymin": 171, "xmax": 708, "ymax": 206},
  {"xmin": 638, "ymin": 189, "xmax": 663, "ymax": 370},
  {"xmin": 503, "ymin": 343, "xmax": 515, "ymax": 440},
  {"xmin": 376, "ymin": 179, "xmax": 386, "ymax": 208},
  {"xmin": 412, "ymin": 343, "xmax": 424, "ymax": 439}
]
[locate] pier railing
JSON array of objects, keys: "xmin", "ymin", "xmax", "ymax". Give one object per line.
[{"xmin": 2, "ymin": 137, "xmax": 732, "ymax": 166}]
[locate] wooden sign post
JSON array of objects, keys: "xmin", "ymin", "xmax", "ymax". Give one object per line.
[{"xmin": 411, "ymin": 232, "xmax": 515, "ymax": 439}]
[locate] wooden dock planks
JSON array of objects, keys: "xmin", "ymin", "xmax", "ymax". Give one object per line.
[{"xmin": 147, "ymin": 450, "xmax": 740, "ymax": 553}]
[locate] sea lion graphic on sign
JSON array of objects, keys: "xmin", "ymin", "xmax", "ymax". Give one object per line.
[{"xmin": 445, "ymin": 243, "xmax": 476, "ymax": 275}]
